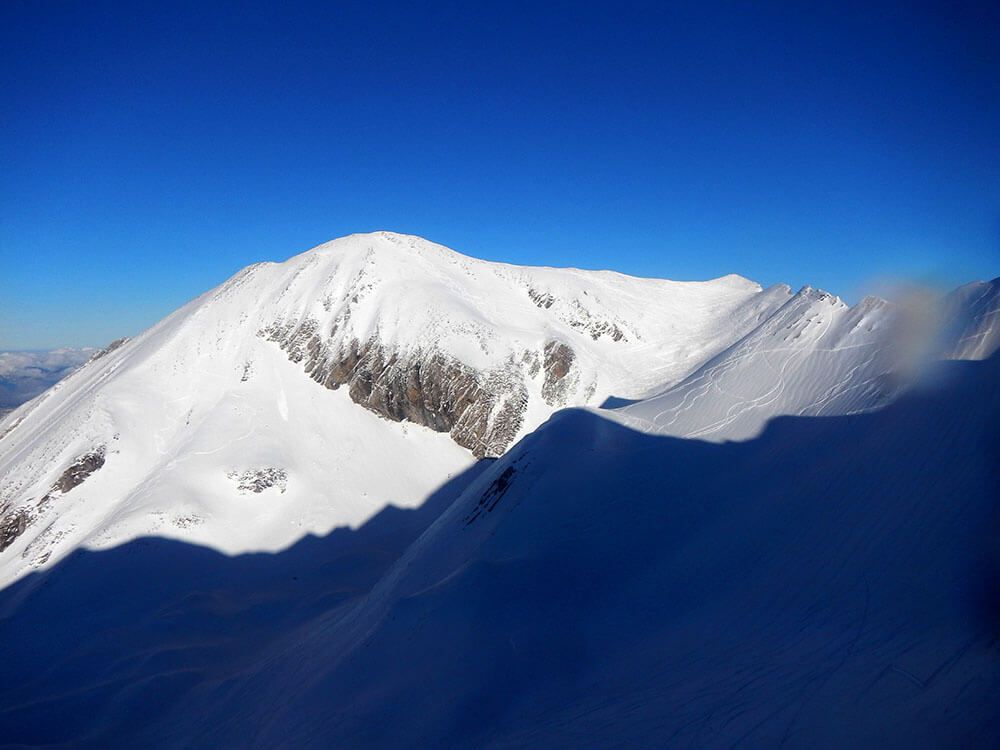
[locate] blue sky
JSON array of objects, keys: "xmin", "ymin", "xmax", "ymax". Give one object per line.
[{"xmin": 2, "ymin": 0, "xmax": 998, "ymax": 349}]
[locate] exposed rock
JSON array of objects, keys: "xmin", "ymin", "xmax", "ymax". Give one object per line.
[
  {"xmin": 528, "ymin": 288, "xmax": 556, "ymax": 309},
  {"xmin": 0, "ymin": 447, "xmax": 106, "ymax": 554},
  {"xmin": 53, "ymin": 447, "xmax": 106, "ymax": 494},
  {"xmin": 263, "ymin": 322, "xmax": 533, "ymax": 457},
  {"xmin": 542, "ymin": 341, "xmax": 577, "ymax": 406},
  {"xmin": 0, "ymin": 507, "xmax": 31, "ymax": 553},
  {"xmin": 228, "ymin": 468, "xmax": 288, "ymax": 494},
  {"xmin": 88, "ymin": 337, "xmax": 129, "ymax": 363}
]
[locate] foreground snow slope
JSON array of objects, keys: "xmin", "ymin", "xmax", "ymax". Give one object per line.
[
  {"xmin": 2, "ymin": 352, "xmax": 996, "ymax": 748},
  {"xmin": 0, "ymin": 232, "xmax": 787, "ymax": 587}
]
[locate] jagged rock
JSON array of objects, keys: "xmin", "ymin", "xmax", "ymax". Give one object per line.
[
  {"xmin": 542, "ymin": 341, "xmax": 577, "ymax": 406},
  {"xmin": 0, "ymin": 447, "xmax": 105, "ymax": 553},
  {"xmin": 263, "ymin": 325, "xmax": 534, "ymax": 457},
  {"xmin": 53, "ymin": 447, "xmax": 106, "ymax": 494},
  {"xmin": 0, "ymin": 508, "xmax": 31, "ymax": 553},
  {"xmin": 528, "ymin": 288, "xmax": 556, "ymax": 308}
]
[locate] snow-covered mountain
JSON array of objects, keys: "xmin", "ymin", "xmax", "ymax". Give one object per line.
[
  {"xmin": 0, "ymin": 231, "xmax": 997, "ymax": 746},
  {"xmin": 0, "ymin": 233, "xmax": 996, "ymax": 593},
  {"xmin": 0, "ymin": 232, "xmax": 785, "ymax": 584}
]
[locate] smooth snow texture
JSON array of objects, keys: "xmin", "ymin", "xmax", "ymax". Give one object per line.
[{"xmin": 0, "ymin": 232, "xmax": 783, "ymax": 586}]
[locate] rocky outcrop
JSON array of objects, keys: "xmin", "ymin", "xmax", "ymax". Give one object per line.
[
  {"xmin": 542, "ymin": 341, "xmax": 577, "ymax": 406},
  {"xmin": 262, "ymin": 321, "xmax": 536, "ymax": 457},
  {"xmin": 88, "ymin": 337, "xmax": 129, "ymax": 363},
  {"xmin": 51, "ymin": 447, "xmax": 106, "ymax": 494},
  {"xmin": 228, "ymin": 468, "xmax": 288, "ymax": 494},
  {"xmin": 0, "ymin": 508, "xmax": 30, "ymax": 553},
  {"xmin": 0, "ymin": 446, "xmax": 106, "ymax": 553}
]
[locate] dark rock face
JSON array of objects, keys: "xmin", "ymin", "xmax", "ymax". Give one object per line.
[
  {"xmin": 0, "ymin": 446, "xmax": 105, "ymax": 553},
  {"xmin": 542, "ymin": 341, "xmax": 576, "ymax": 406},
  {"xmin": 262, "ymin": 321, "xmax": 534, "ymax": 458},
  {"xmin": 53, "ymin": 448, "xmax": 106, "ymax": 494},
  {"xmin": 528, "ymin": 288, "xmax": 556, "ymax": 309},
  {"xmin": 0, "ymin": 508, "xmax": 30, "ymax": 553}
]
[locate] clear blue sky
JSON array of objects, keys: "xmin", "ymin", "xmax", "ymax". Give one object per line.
[{"xmin": 2, "ymin": 0, "xmax": 998, "ymax": 349}]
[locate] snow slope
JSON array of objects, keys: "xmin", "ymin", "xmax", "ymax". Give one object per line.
[
  {"xmin": 1, "ymin": 347, "xmax": 996, "ymax": 748},
  {"xmin": 618, "ymin": 287, "xmax": 900, "ymax": 440},
  {"xmin": 617, "ymin": 278, "xmax": 1000, "ymax": 442},
  {"xmin": 0, "ymin": 232, "xmax": 787, "ymax": 588},
  {"xmin": 234, "ymin": 351, "xmax": 998, "ymax": 748}
]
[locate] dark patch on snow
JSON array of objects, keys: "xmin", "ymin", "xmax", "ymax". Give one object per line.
[
  {"xmin": 52, "ymin": 447, "xmax": 106, "ymax": 494},
  {"xmin": 0, "ymin": 507, "xmax": 31, "ymax": 553},
  {"xmin": 464, "ymin": 466, "xmax": 517, "ymax": 525},
  {"xmin": 541, "ymin": 341, "xmax": 576, "ymax": 406},
  {"xmin": 261, "ymin": 321, "xmax": 528, "ymax": 457}
]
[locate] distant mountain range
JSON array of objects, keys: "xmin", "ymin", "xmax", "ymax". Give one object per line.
[{"xmin": 0, "ymin": 348, "xmax": 96, "ymax": 417}]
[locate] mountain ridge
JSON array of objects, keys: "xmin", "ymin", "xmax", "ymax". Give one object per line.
[{"xmin": 0, "ymin": 232, "xmax": 995, "ymax": 590}]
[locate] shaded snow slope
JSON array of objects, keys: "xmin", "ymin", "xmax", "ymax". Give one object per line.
[
  {"xmin": 617, "ymin": 278, "xmax": 1000, "ymax": 442},
  {"xmin": 0, "ymin": 232, "xmax": 784, "ymax": 587},
  {"xmin": 1, "ymin": 352, "xmax": 996, "ymax": 748},
  {"xmin": 940, "ymin": 276, "xmax": 1000, "ymax": 361},
  {"xmin": 618, "ymin": 287, "xmax": 899, "ymax": 440}
]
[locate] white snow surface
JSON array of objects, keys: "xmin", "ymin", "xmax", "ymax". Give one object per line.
[{"xmin": 0, "ymin": 232, "xmax": 787, "ymax": 586}]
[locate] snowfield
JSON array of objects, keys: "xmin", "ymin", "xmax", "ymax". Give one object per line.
[{"xmin": 0, "ymin": 232, "xmax": 997, "ymax": 747}]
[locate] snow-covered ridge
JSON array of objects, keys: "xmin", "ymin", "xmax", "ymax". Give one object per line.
[
  {"xmin": 0, "ymin": 232, "xmax": 995, "ymax": 589},
  {"xmin": 0, "ymin": 232, "xmax": 783, "ymax": 584}
]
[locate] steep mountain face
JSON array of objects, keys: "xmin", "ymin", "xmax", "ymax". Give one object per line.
[{"xmin": 0, "ymin": 232, "xmax": 789, "ymax": 586}]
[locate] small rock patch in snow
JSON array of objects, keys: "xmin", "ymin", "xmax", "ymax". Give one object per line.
[{"xmin": 227, "ymin": 468, "xmax": 288, "ymax": 495}]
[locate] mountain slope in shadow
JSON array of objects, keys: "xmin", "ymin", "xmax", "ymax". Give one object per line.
[
  {"xmin": 1, "ymin": 357, "xmax": 998, "ymax": 748},
  {"xmin": 0, "ymin": 461, "xmax": 493, "ymax": 748}
]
